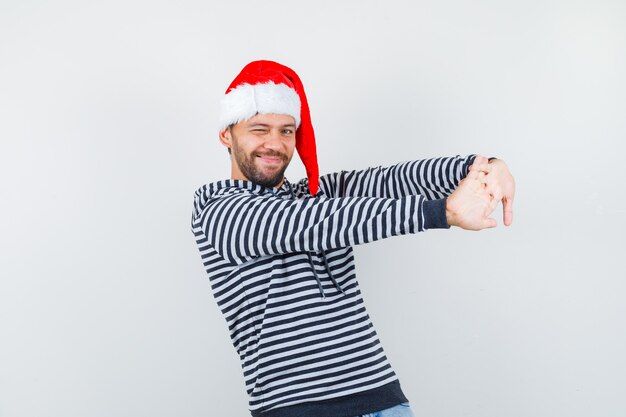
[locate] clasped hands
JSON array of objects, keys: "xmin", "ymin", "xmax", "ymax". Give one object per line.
[{"xmin": 446, "ymin": 155, "xmax": 516, "ymax": 231}]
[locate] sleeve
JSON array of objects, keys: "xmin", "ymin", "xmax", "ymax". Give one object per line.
[
  {"xmin": 195, "ymin": 188, "xmax": 448, "ymax": 265},
  {"xmin": 318, "ymin": 154, "xmax": 476, "ymax": 199}
]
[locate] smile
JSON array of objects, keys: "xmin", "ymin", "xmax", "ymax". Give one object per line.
[{"xmin": 257, "ymin": 155, "xmax": 284, "ymax": 164}]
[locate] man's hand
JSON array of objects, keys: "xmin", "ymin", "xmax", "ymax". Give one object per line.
[
  {"xmin": 469, "ymin": 156, "xmax": 516, "ymax": 226},
  {"xmin": 446, "ymin": 157, "xmax": 497, "ymax": 230}
]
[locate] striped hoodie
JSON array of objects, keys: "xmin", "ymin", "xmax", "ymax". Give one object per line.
[{"xmin": 190, "ymin": 155, "xmax": 476, "ymax": 416}]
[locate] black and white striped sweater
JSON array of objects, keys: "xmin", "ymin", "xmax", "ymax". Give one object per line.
[{"xmin": 190, "ymin": 155, "xmax": 476, "ymax": 416}]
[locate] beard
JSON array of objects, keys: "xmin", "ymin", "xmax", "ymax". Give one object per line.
[{"xmin": 231, "ymin": 138, "xmax": 291, "ymax": 188}]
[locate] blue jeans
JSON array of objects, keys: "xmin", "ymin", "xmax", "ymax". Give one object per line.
[{"xmin": 356, "ymin": 402, "xmax": 415, "ymax": 417}]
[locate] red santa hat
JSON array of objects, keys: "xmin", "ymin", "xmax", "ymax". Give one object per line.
[{"xmin": 219, "ymin": 60, "xmax": 319, "ymax": 196}]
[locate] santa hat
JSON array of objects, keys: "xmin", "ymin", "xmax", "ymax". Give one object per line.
[{"xmin": 219, "ymin": 60, "xmax": 319, "ymax": 196}]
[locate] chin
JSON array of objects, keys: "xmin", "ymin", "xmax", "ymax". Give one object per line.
[{"xmin": 254, "ymin": 171, "xmax": 285, "ymax": 188}]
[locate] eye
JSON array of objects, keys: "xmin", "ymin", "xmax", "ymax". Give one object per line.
[{"xmin": 282, "ymin": 129, "xmax": 294, "ymax": 135}]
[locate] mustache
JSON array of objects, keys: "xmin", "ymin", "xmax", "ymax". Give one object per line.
[{"xmin": 256, "ymin": 150, "xmax": 288, "ymax": 160}]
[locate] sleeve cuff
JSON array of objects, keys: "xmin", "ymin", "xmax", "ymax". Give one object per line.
[{"xmin": 423, "ymin": 198, "xmax": 450, "ymax": 230}]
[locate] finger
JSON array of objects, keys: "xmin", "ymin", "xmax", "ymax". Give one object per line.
[
  {"xmin": 503, "ymin": 195, "xmax": 514, "ymax": 226},
  {"xmin": 474, "ymin": 187, "xmax": 494, "ymax": 210},
  {"xmin": 490, "ymin": 186, "xmax": 503, "ymax": 202},
  {"xmin": 470, "ymin": 171, "xmax": 489, "ymax": 185},
  {"xmin": 469, "ymin": 163, "xmax": 492, "ymax": 174},
  {"xmin": 488, "ymin": 194, "xmax": 499, "ymax": 213},
  {"xmin": 466, "ymin": 170, "xmax": 481, "ymax": 180},
  {"xmin": 473, "ymin": 155, "xmax": 489, "ymax": 165},
  {"xmin": 473, "ymin": 176, "xmax": 491, "ymax": 196},
  {"xmin": 470, "ymin": 155, "xmax": 488, "ymax": 173}
]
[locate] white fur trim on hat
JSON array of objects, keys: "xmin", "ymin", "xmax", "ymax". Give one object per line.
[{"xmin": 218, "ymin": 81, "xmax": 301, "ymax": 131}]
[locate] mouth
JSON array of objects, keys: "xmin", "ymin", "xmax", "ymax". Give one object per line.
[{"xmin": 256, "ymin": 154, "xmax": 284, "ymax": 165}]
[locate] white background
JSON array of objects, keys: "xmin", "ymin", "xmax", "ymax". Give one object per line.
[{"xmin": 1, "ymin": 0, "xmax": 625, "ymax": 416}]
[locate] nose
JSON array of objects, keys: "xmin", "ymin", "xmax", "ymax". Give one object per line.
[{"xmin": 263, "ymin": 129, "xmax": 283, "ymax": 151}]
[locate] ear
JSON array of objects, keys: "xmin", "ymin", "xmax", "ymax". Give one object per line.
[{"xmin": 219, "ymin": 127, "xmax": 232, "ymax": 150}]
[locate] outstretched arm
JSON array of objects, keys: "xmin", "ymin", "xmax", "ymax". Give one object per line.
[
  {"xmin": 191, "ymin": 157, "xmax": 515, "ymax": 265},
  {"xmin": 317, "ymin": 155, "xmax": 476, "ymax": 199},
  {"xmin": 193, "ymin": 188, "xmax": 442, "ymax": 265}
]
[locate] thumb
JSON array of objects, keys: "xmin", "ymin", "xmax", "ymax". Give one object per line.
[{"xmin": 483, "ymin": 217, "xmax": 497, "ymax": 229}]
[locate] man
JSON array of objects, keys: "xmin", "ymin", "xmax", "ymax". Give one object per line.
[{"xmin": 190, "ymin": 60, "xmax": 515, "ymax": 417}]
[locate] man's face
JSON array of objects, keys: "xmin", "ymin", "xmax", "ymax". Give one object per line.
[{"xmin": 220, "ymin": 113, "xmax": 297, "ymax": 188}]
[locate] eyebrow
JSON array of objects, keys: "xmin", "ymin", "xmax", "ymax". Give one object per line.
[{"xmin": 247, "ymin": 123, "xmax": 296, "ymax": 129}]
